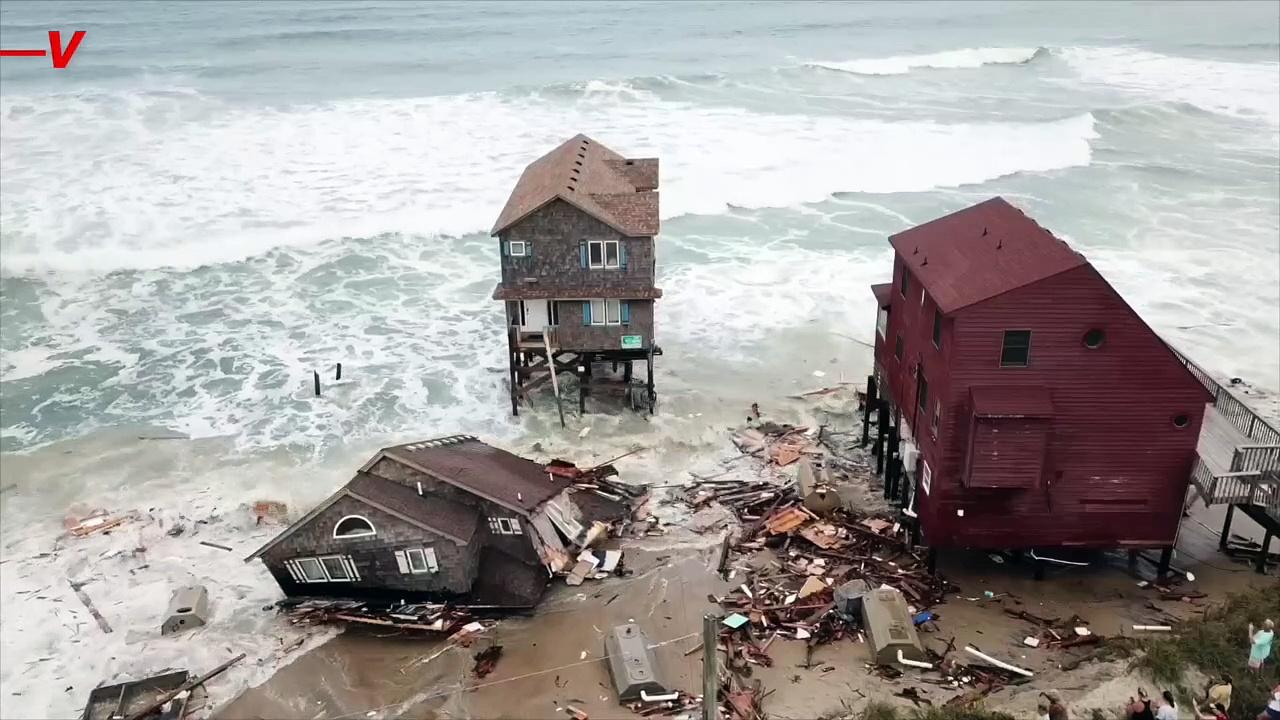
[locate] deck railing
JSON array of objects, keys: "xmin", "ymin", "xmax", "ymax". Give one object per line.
[{"xmin": 1166, "ymin": 342, "xmax": 1280, "ymax": 446}]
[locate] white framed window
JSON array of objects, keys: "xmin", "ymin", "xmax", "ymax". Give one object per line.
[
  {"xmin": 547, "ymin": 300, "xmax": 560, "ymax": 327},
  {"xmin": 287, "ymin": 555, "xmax": 359, "ymax": 583},
  {"xmin": 588, "ymin": 240, "xmax": 620, "ymax": 269},
  {"xmin": 320, "ymin": 555, "xmax": 353, "ymax": 581},
  {"xmin": 876, "ymin": 306, "xmax": 888, "ymax": 339},
  {"xmin": 508, "ymin": 240, "xmax": 527, "ymax": 257},
  {"xmin": 488, "ymin": 517, "xmax": 522, "ymax": 535},
  {"xmin": 589, "ymin": 299, "xmax": 621, "ymax": 326},
  {"xmin": 397, "ymin": 547, "xmax": 439, "ymax": 574},
  {"xmin": 333, "ymin": 515, "xmax": 376, "ymax": 539},
  {"xmin": 921, "ymin": 460, "xmax": 932, "ymax": 495},
  {"xmin": 931, "ymin": 400, "xmax": 941, "ymax": 438},
  {"xmin": 295, "ymin": 557, "xmax": 326, "ymax": 582}
]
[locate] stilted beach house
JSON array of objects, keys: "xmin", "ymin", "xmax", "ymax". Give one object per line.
[
  {"xmin": 492, "ymin": 134, "xmax": 662, "ymax": 416},
  {"xmin": 863, "ymin": 197, "xmax": 1280, "ymax": 575}
]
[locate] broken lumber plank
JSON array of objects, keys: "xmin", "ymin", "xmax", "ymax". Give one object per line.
[
  {"xmin": 199, "ymin": 540, "xmax": 233, "ymax": 552},
  {"xmin": 68, "ymin": 580, "xmax": 112, "ymax": 634},
  {"xmin": 124, "ymin": 653, "xmax": 246, "ymax": 720}
]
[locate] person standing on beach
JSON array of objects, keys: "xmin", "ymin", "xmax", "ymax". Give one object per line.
[
  {"xmin": 1256, "ymin": 682, "xmax": 1280, "ymax": 720},
  {"xmin": 1206, "ymin": 674, "xmax": 1233, "ymax": 710},
  {"xmin": 1155, "ymin": 691, "xmax": 1178, "ymax": 720},
  {"xmin": 1249, "ymin": 619, "xmax": 1275, "ymax": 673}
]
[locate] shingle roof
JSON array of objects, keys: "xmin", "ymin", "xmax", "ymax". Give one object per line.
[
  {"xmin": 890, "ymin": 197, "xmax": 1086, "ymax": 313},
  {"xmin": 491, "ymin": 134, "xmax": 660, "ymax": 237},
  {"xmin": 346, "ymin": 473, "xmax": 478, "ymax": 543},
  {"xmin": 243, "ymin": 472, "xmax": 478, "ymax": 561},
  {"xmin": 370, "ymin": 435, "xmax": 570, "ymax": 514}
]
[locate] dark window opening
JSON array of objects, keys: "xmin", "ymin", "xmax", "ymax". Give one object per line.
[
  {"xmin": 932, "ymin": 310, "xmax": 942, "ymax": 349},
  {"xmin": 1000, "ymin": 330, "xmax": 1032, "ymax": 367},
  {"xmin": 894, "ymin": 334, "xmax": 904, "ymax": 360},
  {"xmin": 931, "ymin": 400, "xmax": 941, "ymax": 437},
  {"xmin": 588, "ymin": 242, "xmax": 604, "ymax": 266},
  {"xmin": 901, "ymin": 267, "xmax": 910, "ymax": 298},
  {"xmin": 1172, "ymin": 414, "xmax": 1190, "ymax": 428},
  {"xmin": 1083, "ymin": 328, "xmax": 1105, "ymax": 349},
  {"xmin": 547, "ymin": 300, "xmax": 560, "ymax": 327},
  {"xmin": 917, "ymin": 374, "xmax": 928, "ymax": 412}
]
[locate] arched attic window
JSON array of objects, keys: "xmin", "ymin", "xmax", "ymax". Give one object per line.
[{"xmin": 333, "ymin": 515, "xmax": 376, "ymax": 539}]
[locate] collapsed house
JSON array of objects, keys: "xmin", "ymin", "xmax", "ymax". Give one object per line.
[{"xmin": 245, "ymin": 435, "xmax": 626, "ymax": 607}]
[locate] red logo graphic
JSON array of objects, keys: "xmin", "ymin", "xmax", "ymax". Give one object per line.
[{"xmin": 0, "ymin": 31, "xmax": 86, "ymax": 68}]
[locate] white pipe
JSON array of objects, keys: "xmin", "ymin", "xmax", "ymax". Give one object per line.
[
  {"xmin": 964, "ymin": 646, "xmax": 1034, "ymax": 677},
  {"xmin": 641, "ymin": 690, "xmax": 680, "ymax": 703},
  {"xmin": 1132, "ymin": 625, "xmax": 1173, "ymax": 632},
  {"xmin": 1029, "ymin": 550, "xmax": 1089, "ymax": 567},
  {"xmin": 897, "ymin": 650, "xmax": 933, "ymax": 669},
  {"xmin": 902, "ymin": 508, "xmax": 918, "ymax": 519}
]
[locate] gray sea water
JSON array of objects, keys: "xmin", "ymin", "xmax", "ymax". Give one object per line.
[{"xmin": 1, "ymin": 2, "xmax": 1279, "ymax": 715}]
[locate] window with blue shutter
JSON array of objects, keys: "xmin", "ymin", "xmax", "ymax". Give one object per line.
[
  {"xmin": 500, "ymin": 240, "xmax": 508, "ymax": 257},
  {"xmin": 620, "ymin": 301, "xmax": 631, "ymax": 325},
  {"xmin": 619, "ymin": 243, "xmax": 628, "ymax": 269},
  {"xmin": 579, "ymin": 241, "xmax": 588, "ymax": 268},
  {"xmin": 582, "ymin": 301, "xmax": 591, "ymax": 325}
]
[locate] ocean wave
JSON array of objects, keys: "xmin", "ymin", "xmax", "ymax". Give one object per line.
[
  {"xmin": 1059, "ymin": 46, "xmax": 1280, "ymax": 126},
  {"xmin": 0, "ymin": 83, "xmax": 1097, "ymax": 274},
  {"xmin": 805, "ymin": 46, "xmax": 1047, "ymax": 76}
]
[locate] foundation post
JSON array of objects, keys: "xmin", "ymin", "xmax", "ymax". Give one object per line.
[
  {"xmin": 1258, "ymin": 530, "xmax": 1273, "ymax": 574},
  {"xmin": 884, "ymin": 424, "xmax": 899, "ymax": 499},
  {"xmin": 874, "ymin": 400, "xmax": 889, "ymax": 473},
  {"xmin": 1157, "ymin": 546, "xmax": 1173, "ymax": 582},
  {"xmin": 702, "ymin": 613, "xmax": 719, "ymax": 720},
  {"xmin": 646, "ymin": 347, "xmax": 655, "ymax": 415},
  {"xmin": 861, "ymin": 375, "xmax": 877, "ymax": 447},
  {"xmin": 1219, "ymin": 504, "xmax": 1235, "ymax": 551},
  {"xmin": 926, "ymin": 547, "xmax": 938, "ymax": 576}
]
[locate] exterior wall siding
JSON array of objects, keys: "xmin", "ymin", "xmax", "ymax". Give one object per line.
[
  {"xmin": 553, "ymin": 299, "xmax": 654, "ymax": 351},
  {"xmin": 873, "ymin": 261, "xmax": 1210, "ymax": 550},
  {"xmin": 498, "ymin": 199, "xmax": 656, "ymax": 294},
  {"xmin": 260, "ymin": 495, "xmax": 478, "ymax": 597},
  {"xmin": 365, "ymin": 458, "xmax": 542, "ymax": 565}
]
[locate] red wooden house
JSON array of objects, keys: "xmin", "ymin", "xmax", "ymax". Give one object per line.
[{"xmin": 867, "ymin": 197, "xmax": 1214, "ymax": 563}]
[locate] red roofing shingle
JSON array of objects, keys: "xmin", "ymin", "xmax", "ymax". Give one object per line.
[
  {"xmin": 890, "ymin": 197, "xmax": 1086, "ymax": 313},
  {"xmin": 492, "ymin": 134, "xmax": 660, "ymax": 237}
]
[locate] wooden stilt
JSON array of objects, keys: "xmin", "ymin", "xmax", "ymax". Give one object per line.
[
  {"xmin": 624, "ymin": 361, "xmax": 633, "ymax": 383},
  {"xmin": 884, "ymin": 424, "xmax": 899, "ymax": 498},
  {"xmin": 1127, "ymin": 549, "xmax": 1138, "ymax": 574},
  {"xmin": 861, "ymin": 375, "xmax": 877, "ymax": 447},
  {"xmin": 646, "ymin": 348, "xmax": 655, "ymax": 414},
  {"xmin": 874, "ymin": 400, "xmax": 889, "ymax": 473},
  {"xmin": 926, "ymin": 548, "xmax": 938, "ymax": 576},
  {"xmin": 1258, "ymin": 530, "xmax": 1273, "ymax": 574},
  {"xmin": 1219, "ymin": 504, "xmax": 1235, "ymax": 551},
  {"xmin": 543, "ymin": 333, "xmax": 564, "ymax": 428},
  {"xmin": 1033, "ymin": 559, "xmax": 1046, "ymax": 581},
  {"xmin": 1157, "ymin": 546, "xmax": 1173, "ymax": 582}
]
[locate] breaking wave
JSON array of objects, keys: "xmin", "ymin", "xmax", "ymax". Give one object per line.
[{"xmin": 805, "ymin": 46, "xmax": 1047, "ymax": 75}]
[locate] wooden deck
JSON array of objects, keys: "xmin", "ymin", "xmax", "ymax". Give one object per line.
[{"xmin": 1197, "ymin": 405, "xmax": 1249, "ymax": 476}]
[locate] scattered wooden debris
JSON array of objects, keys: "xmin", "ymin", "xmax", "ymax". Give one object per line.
[
  {"xmin": 69, "ymin": 580, "xmax": 113, "ymax": 634},
  {"xmin": 473, "ymin": 645, "xmax": 503, "ymax": 678},
  {"xmin": 277, "ymin": 598, "xmax": 480, "ymax": 635}
]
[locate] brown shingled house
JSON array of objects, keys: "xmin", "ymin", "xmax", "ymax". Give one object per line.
[
  {"xmin": 245, "ymin": 435, "xmax": 622, "ymax": 607},
  {"xmin": 492, "ymin": 134, "xmax": 662, "ymax": 416}
]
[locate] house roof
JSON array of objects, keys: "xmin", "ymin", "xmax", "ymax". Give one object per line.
[
  {"xmin": 492, "ymin": 284, "xmax": 664, "ymax": 301},
  {"xmin": 890, "ymin": 197, "xmax": 1086, "ymax": 313},
  {"xmin": 491, "ymin": 134, "xmax": 660, "ymax": 237},
  {"xmin": 243, "ymin": 472, "xmax": 478, "ymax": 561},
  {"xmin": 970, "ymin": 385, "xmax": 1055, "ymax": 419},
  {"xmin": 365, "ymin": 435, "xmax": 571, "ymax": 515},
  {"xmin": 870, "ymin": 283, "xmax": 892, "ymax": 307}
]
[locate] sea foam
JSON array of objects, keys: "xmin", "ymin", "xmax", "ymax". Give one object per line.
[
  {"xmin": 805, "ymin": 47, "xmax": 1046, "ymax": 75},
  {"xmin": 0, "ymin": 85, "xmax": 1097, "ymax": 274}
]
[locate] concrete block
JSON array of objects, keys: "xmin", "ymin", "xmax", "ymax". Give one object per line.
[
  {"xmin": 161, "ymin": 585, "xmax": 209, "ymax": 636},
  {"xmin": 603, "ymin": 623, "xmax": 666, "ymax": 702}
]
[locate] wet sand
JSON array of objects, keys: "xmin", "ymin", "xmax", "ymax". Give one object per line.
[{"xmin": 220, "ymin": 491, "xmax": 1276, "ymax": 720}]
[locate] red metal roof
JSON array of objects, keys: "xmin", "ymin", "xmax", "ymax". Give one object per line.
[
  {"xmin": 492, "ymin": 134, "xmax": 659, "ymax": 237},
  {"xmin": 890, "ymin": 197, "xmax": 1086, "ymax": 313},
  {"xmin": 870, "ymin": 283, "xmax": 892, "ymax": 307},
  {"xmin": 970, "ymin": 385, "xmax": 1055, "ymax": 418}
]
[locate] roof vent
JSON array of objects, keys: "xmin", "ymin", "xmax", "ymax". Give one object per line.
[
  {"xmin": 575, "ymin": 160, "xmax": 583, "ymax": 166},
  {"xmin": 982, "ymin": 227, "xmax": 988, "ymax": 236},
  {"xmin": 566, "ymin": 185, "xmax": 575, "ymax": 191},
  {"xmin": 625, "ymin": 159, "xmax": 634, "ymax": 165},
  {"xmin": 922, "ymin": 256, "xmax": 928, "ymax": 266},
  {"xmin": 913, "ymin": 246, "xmax": 919, "ymax": 255},
  {"xmin": 996, "ymin": 238, "xmax": 1003, "ymax": 250}
]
